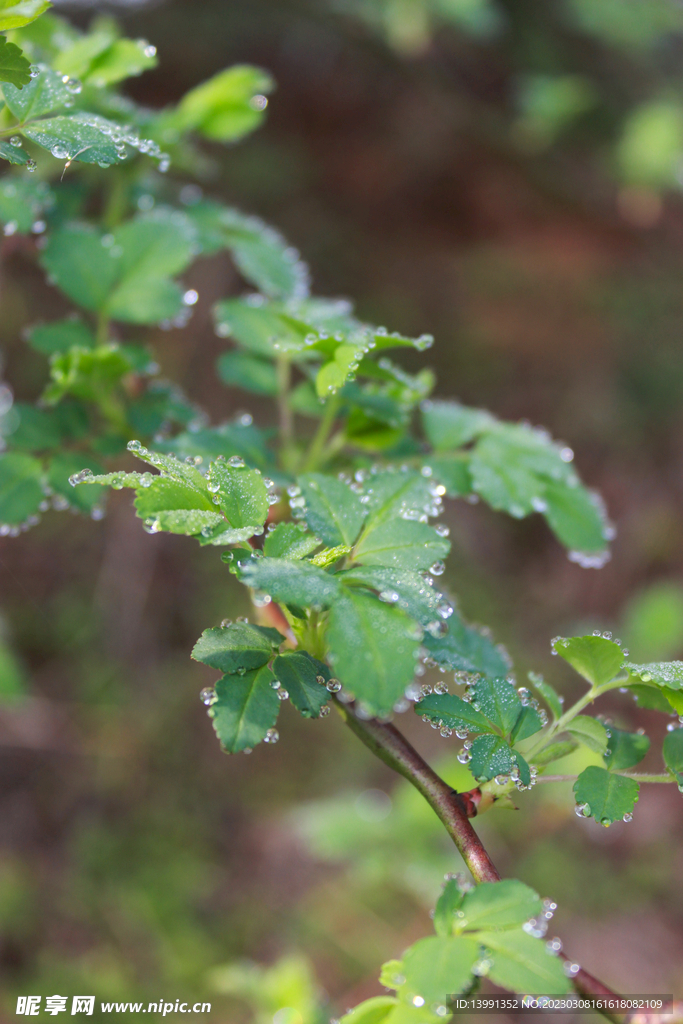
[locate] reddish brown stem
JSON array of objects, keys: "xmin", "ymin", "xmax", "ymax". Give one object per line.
[{"xmin": 335, "ymin": 703, "xmax": 633, "ymax": 1021}]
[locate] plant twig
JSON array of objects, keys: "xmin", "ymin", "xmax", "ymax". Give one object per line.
[{"xmin": 334, "ymin": 703, "xmax": 630, "ymax": 1020}]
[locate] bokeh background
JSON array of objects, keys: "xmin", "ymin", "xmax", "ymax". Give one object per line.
[{"xmin": 2, "ymin": 0, "xmax": 683, "ymax": 1019}]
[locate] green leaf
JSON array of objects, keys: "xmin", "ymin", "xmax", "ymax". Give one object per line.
[
  {"xmin": 433, "ymin": 878, "xmax": 464, "ymax": 937},
  {"xmin": 79, "ymin": 37, "xmax": 157, "ymax": 87},
  {"xmin": 421, "ymin": 400, "xmax": 491, "ymax": 450},
  {"xmin": 553, "ymin": 635, "xmax": 624, "ymax": 687},
  {"xmin": 510, "ymin": 705, "xmax": 544, "ymax": 744},
  {"xmin": 415, "ymin": 692, "xmax": 497, "ymax": 734},
  {"xmin": 27, "ymin": 317, "xmax": 95, "ymax": 355},
  {"xmin": 273, "ymin": 651, "xmax": 330, "ymax": 718},
  {"xmin": 340, "ymin": 566, "xmax": 447, "ymax": 628},
  {"xmin": 573, "ymin": 765, "xmax": 639, "ymax": 824},
  {"xmin": 175, "ymin": 64, "xmax": 274, "ymax": 142},
  {"xmin": 263, "ymin": 522, "xmax": 321, "ymax": 561},
  {"xmin": 213, "ymin": 297, "xmax": 303, "ymax": 357},
  {"xmin": 458, "ymin": 880, "xmax": 542, "ymax": 931},
  {"xmin": 192, "ymin": 622, "xmax": 282, "ymax": 674},
  {"xmin": 217, "ymin": 351, "xmax": 278, "ymax": 396},
  {"xmin": 604, "ymin": 726, "xmax": 649, "ymax": 771},
  {"xmin": 22, "ymin": 113, "xmax": 124, "ymax": 165},
  {"xmin": 133, "ymin": 471, "xmax": 222, "ymax": 537},
  {"xmin": 2, "ymin": 65, "xmax": 70, "ymax": 119},
  {"xmin": 0, "ymin": 0, "xmax": 51, "ymax": 31},
  {"xmin": 339, "ymin": 997, "xmax": 398, "ymax": 1024},
  {"xmin": 483, "ymin": 930, "xmax": 571, "ymax": 995},
  {"xmin": 468, "ymin": 421, "xmax": 609, "ymax": 556},
  {"xmin": 208, "ymin": 665, "xmax": 280, "ymax": 753},
  {"xmin": 425, "ymin": 456, "xmax": 472, "ymax": 497},
  {"xmin": 327, "ymin": 590, "xmax": 420, "ymax": 716},
  {"xmin": 316, "ymin": 342, "xmax": 366, "ymax": 398},
  {"xmin": 527, "ymin": 671, "xmax": 563, "ymax": 721},
  {"xmin": 0, "ymin": 451, "xmax": 43, "ymax": 526},
  {"xmin": 355, "ymin": 469, "xmax": 434, "ymax": 526},
  {"xmin": 565, "ymin": 715, "xmax": 609, "ymax": 755},
  {"xmin": 298, "ymin": 473, "xmax": 366, "ymax": 547},
  {"xmin": 43, "ymin": 344, "xmax": 131, "ymax": 404},
  {"xmin": 663, "ymin": 727, "xmax": 683, "ymax": 786},
  {"xmin": 402, "ymin": 935, "xmax": 479, "ymax": 1003},
  {"xmin": 0, "ymin": 139, "xmax": 29, "ymax": 164},
  {"xmin": 423, "ymin": 615, "xmax": 510, "ymax": 679},
  {"xmin": 0, "ymin": 177, "xmax": 53, "ymax": 231},
  {"xmin": 469, "ymin": 734, "xmax": 516, "ymax": 781},
  {"xmin": 239, "ymin": 556, "xmax": 342, "ymax": 608},
  {"xmin": 625, "ymin": 661, "xmax": 683, "ymax": 690},
  {"xmin": 0, "ymin": 34, "xmax": 30, "ymax": 86},
  {"xmin": 40, "ymin": 210, "xmax": 196, "ymax": 324},
  {"xmin": 48, "ymin": 452, "xmax": 104, "ymax": 513},
  {"xmin": 533, "ymin": 740, "xmax": 578, "ymax": 766},
  {"xmin": 8, "ymin": 400, "xmax": 87, "ymax": 453},
  {"xmin": 204, "ymin": 459, "xmax": 268, "ymax": 539},
  {"xmin": 629, "ymin": 684, "xmax": 679, "ymax": 714},
  {"xmin": 471, "ymin": 676, "xmax": 521, "ymax": 735},
  {"xmin": 543, "ymin": 479, "xmax": 609, "ymax": 555},
  {"xmin": 354, "ymin": 519, "xmax": 449, "ymax": 571},
  {"xmin": 189, "ymin": 203, "xmax": 309, "ymax": 300}
]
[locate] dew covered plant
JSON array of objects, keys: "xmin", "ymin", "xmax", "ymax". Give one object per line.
[{"xmin": 0, "ymin": 5, "xmax": 682, "ymax": 1020}]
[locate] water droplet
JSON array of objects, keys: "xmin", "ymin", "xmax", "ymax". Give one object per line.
[
  {"xmin": 249, "ymin": 94, "xmax": 268, "ymax": 111},
  {"xmin": 228, "ymin": 455, "xmax": 245, "ymax": 468},
  {"xmin": 430, "ymin": 561, "xmax": 445, "ymax": 576},
  {"xmin": 9, "ymin": 136, "xmax": 22, "ymax": 148},
  {"xmin": 564, "ymin": 963, "xmax": 580, "ymax": 977},
  {"xmin": 457, "ymin": 749, "xmax": 472, "ymax": 764},
  {"xmin": 277, "ymin": 689, "xmax": 289, "ymax": 701},
  {"xmin": 319, "ymin": 705, "xmax": 331, "ymax": 717},
  {"xmin": 51, "ymin": 145, "xmax": 69, "ymax": 160},
  {"xmin": 575, "ymin": 802, "xmax": 591, "ymax": 818},
  {"xmin": 264, "ymin": 727, "xmax": 279, "ymax": 743},
  {"xmin": 183, "ymin": 288, "xmax": 198, "ymax": 306},
  {"xmin": 200, "ymin": 687, "xmax": 216, "ymax": 706},
  {"xmin": 622, "ymin": 812, "xmax": 633, "ymax": 822},
  {"xmin": 412, "ymin": 997, "xmax": 425, "ymax": 1008},
  {"xmin": 326, "ymin": 678, "xmax": 342, "ymax": 692},
  {"xmin": 602, "ymin": 631, "xmax": 612, "ymax": 640},
  {"xmin": 26, "ymin": 159, "xmax": 37, "ymax": 172},
  {"xmin": 3, "ymin": 221, "xmax": 17, "ymax": 236}
]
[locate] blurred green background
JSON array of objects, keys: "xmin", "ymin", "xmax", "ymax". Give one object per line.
[{"xmin": 2, "ymin": 0, "xmax": 683, "ymax": 1019}]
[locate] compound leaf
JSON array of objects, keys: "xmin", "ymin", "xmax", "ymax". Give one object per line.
[
  {"xmin": 208, "ymin": 665, "xmax": 279, "ymax": 753},
  {"xmin": 327, "ymin": 590, "xmax": 420, "ymax": 716},
  {"xmin": 573, "ymin": 765, "xmax": 639, "ymax": 824},
  {"xmin": 192, "ymin": 622, "xmax": 282, "ymax": 674},
  {"xmin": 217, "ymin": 350, "xmax": 278, "ymax": 396}
]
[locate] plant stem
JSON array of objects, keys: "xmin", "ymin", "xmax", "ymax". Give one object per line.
[
  {"xmin": 333, "ymin": 699, "xmax": 499, "ymax": 881},
  {"xmin": 334, "ymin": 704, "xmax": 628, "ymax": 1019},
  {"xmin": 526, "ymin": 680, "xmax": 626, "ymax": 762},
  {"xmin": 300, "ymin": 395, "xmax": 341, "ymax": 472},
  {"xmin": 535, "ymin": 772, "xmax": 675, "ymax": 784}
]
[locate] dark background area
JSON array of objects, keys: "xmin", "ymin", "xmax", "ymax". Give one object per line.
[{"xmin": 2, "ymin": 0, "xmax": 683, "ymax": 1019}]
